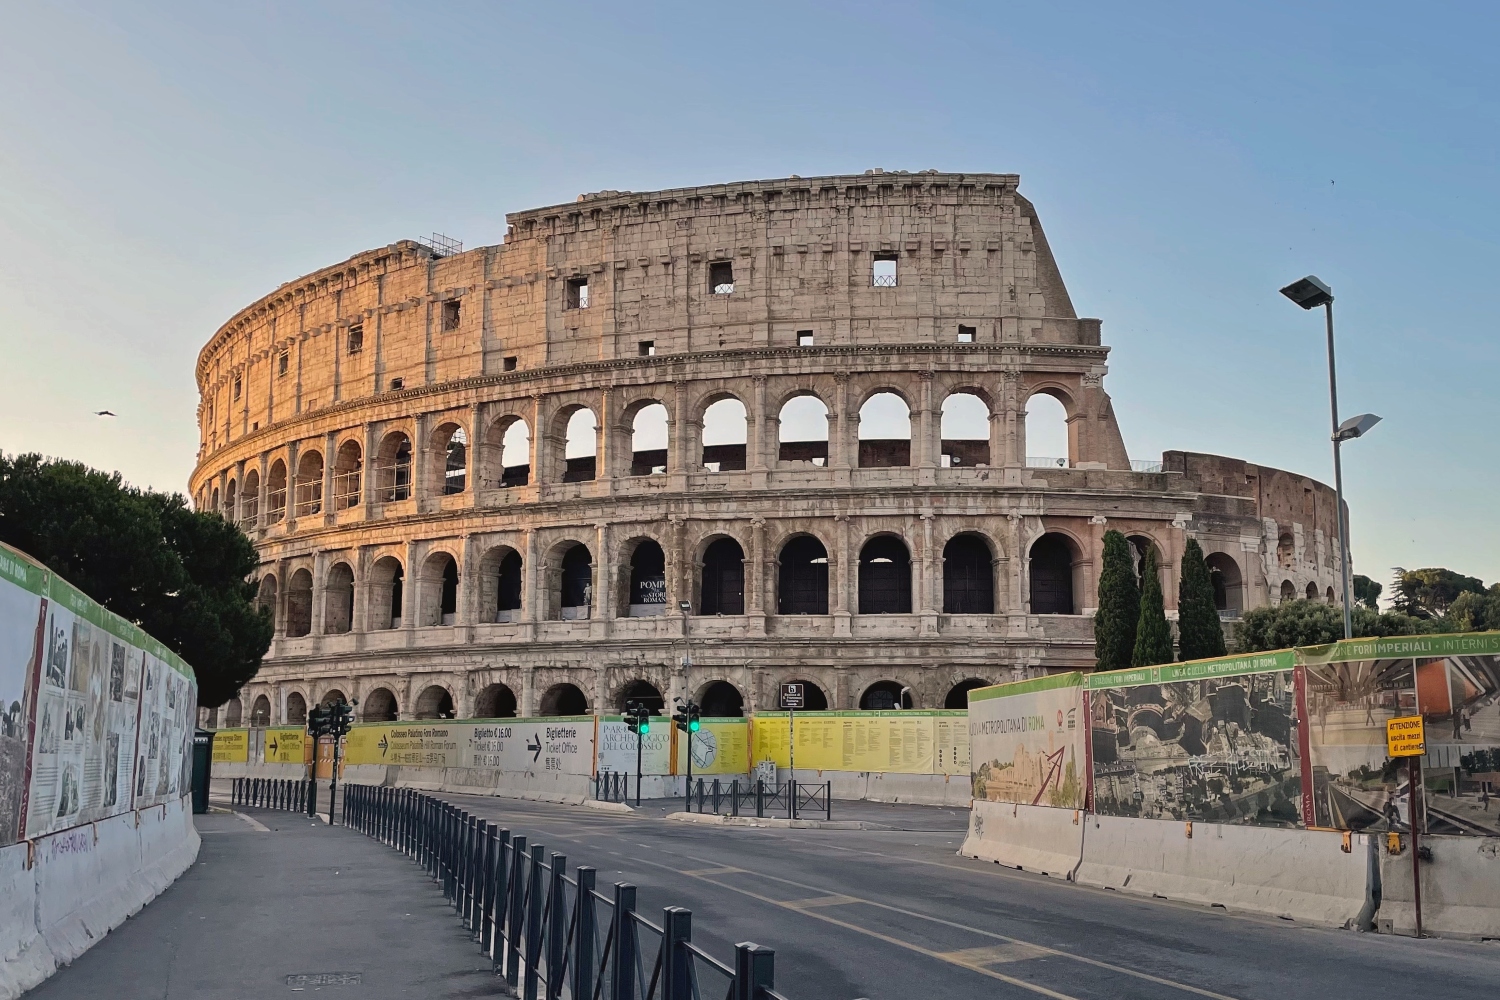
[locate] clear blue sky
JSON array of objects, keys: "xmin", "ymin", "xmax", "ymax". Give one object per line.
[{"xmin": 1, "ymin": 1, "xmax": 1495, "ymax": 591}]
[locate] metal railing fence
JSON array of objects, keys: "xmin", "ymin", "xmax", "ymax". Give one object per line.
[
  {"xmin": 230, "ymin": 777, "xmax": 314, "ymax": 815},
  {"xmin": 686, "ymin": 779, "xmax": 832, "ymax": 823},
  {"xmin": 340, "ymin": 783, "xmax": 793, "ymax": 1000}
]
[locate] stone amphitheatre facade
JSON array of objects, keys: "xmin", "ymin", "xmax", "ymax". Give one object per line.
[{"xmin": 191, "ymin": 171, "xmax": 1346, "ymax": 728}]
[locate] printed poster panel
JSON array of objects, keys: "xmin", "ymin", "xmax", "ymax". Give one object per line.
[
  {"xmin": 935, "ymin": 714, "xmax": 971, "ymax": 776},
  {"xmin": 597, "ymin": 718, "xmax": 672, "ymax": 776},
  {"xmin": 968, "ymin": 673, "xmax": 1085, "ymax": 809},
  {"xmin": 262, "ymin": 727, "xmax": 307, "ymax": 765},
  {"xmin": 673, "ymin": 719, "xmax": 750, "ymax": 776},
  {"xmin": 1088, "ymin": 652, "xmax": 1303, "ymax": 827},
  {"xmin": 1301, "ymin": 633, "xmax": 1500, "ymax": 836},
  {"xmin": 343, "ymin": 718, "xmax": 594, "ymax": 776},
  {"xmin": 750, "ymin": 712, "xmax": 962, "ymax": 774},
  {"xmin": 210, "ymin": 729, "xmax": 250, "ymax": 764},
  {"xmin": 132, "ymin": 645, "xmax": 195, "ymax": 811},
  {"xmin": 0, "ymin": 549, "xmax": 45, "ymax": 846}
]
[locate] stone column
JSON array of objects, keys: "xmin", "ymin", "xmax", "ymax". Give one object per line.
[
  {"xmin": 469, "ymin": 402, "xmax": 484, "ymax": 498},
  {"xmin": 322, "ymin": 430, "xmax": 336, "ymax": 524},
  {"xmin": 285, "ymin": 440, "xmax": 301, "ymax": 531},
  {"xmin": 831, "ymin": 373, "xmax": 852, "ymax": 487},
  {"xmin": 747, "ymin": 516, "xmax": 767, "ymax": 634},
  {"xmin": 596, "ymin": 388, "xmax": 614, "ymax": 494},
  {"xmin": 749, "ymin": 374, "xmax": 769, "ymax": 488},
  {"xmin": 362, "ymin": 423, "xmax": 378, "ymax": 518},
  {"xmin": 257, "ymin": 452, "xmax": 270, "ymax": 529},
  {"xmin": 832, "ymin": 513, "xmax": 851, "ymax": 635},
  {"xmin": 528, "ymin": 395, "xmax": 546, "ymax": 486},
  {"xmin": 919, "ymin": 512, "xmax": 938, "ymax": 633},
  {"xmin": 592, "ymin": 522, "xmax": 612, "ymax": 638},
  {"xmin": 353, "ymin": 546, "xmax": 370, "ymax": 634},
  {"xmin": 412, "ymin": 412, "xmax": 431, "ymax": 512},
  {"xmin": 521, "ymin": 528, "xmax": 538, "ymax": 640},
  {"xmin": 232, "ymin": 459, "xmax": 246, "ymax": 525},
  {"xmin": 916, "ymin": 371, "xmax": 936, "ymax": 486},
  {"xmin": 459, "ymin": 533, "xmax": 479, "ymax": 626},
  {"xmin": 310, "ymin": 550, "xmax": 328, "ymax": 635},
  {"xmin": 402, "ymin": 540, "xmax": 420, "ymax": 629},
  {"xmin": 1002, "ymin": 371, "xmax": 1023, "ymax": 482},
  {"xmin": 669, "ymin": 381, "xmax": 688, "ymax": 492},
  {"xmin": 274, "ymin": 557, "xmax": 290, "ymax": 637}
]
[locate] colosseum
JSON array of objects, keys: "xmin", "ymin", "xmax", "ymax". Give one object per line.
[{"xmin": 191, "ymin": 170, "xmax": 1346, "ymax": 728}]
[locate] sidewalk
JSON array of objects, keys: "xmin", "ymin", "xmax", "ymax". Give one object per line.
[{"xmin": 25, "ymin": 807, "xmax": 498, "ymax": 999}]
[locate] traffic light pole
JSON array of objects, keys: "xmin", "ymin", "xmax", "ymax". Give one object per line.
[
  {"xmin": 635, "ymin": 725, "xmax": 643, "ymax": 807},
  {"xmin": 328, "ymin": 733, "xmax": 341, "ymax": 825}
]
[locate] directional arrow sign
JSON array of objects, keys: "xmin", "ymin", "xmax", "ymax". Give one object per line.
[
  {"xmin": 268, "ymin": 737, "xmax": 279, "ymax": 756},
  {"xmin": 378, "ymin": 734, "xmax": 389, "ymax": 758},
  {"xmin": 527, "ymin": 736, "xmax": 542, "ymax": 762}
]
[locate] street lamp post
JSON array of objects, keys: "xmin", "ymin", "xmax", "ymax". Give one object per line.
[{"xmin": 1279, "ymin": 276, "xmax": 1381, "ymax": 640}]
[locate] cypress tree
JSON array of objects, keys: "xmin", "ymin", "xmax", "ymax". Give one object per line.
[
  {"xmin": 1177, "ymin": 538, "xmax": 1227, "ymax": 661},
  {"xmin": 1093, "ymin": 530, "xmax": 1140, "ymax": 671},
  {"xmin": 1132, "ymin": 549, "xmax": 1175, "ymax": 667}
]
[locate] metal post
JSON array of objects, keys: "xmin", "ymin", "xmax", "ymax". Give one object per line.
[
  {"xmin": 733, "ymin": 943, "xmax": 775, "ymax": 1000},
  {"xmin": 470, "ymin": 819, "xmax": 489, "ymax": 932},
  {"xmin": 661, "ymin": 907, "xmax": 691, "ymax": 1000},
  {"xmin": 611, "ymin": 883, "xmax": 637, "ymax": 1000},
  {"xmin": 756, "ymin": 779, "xmax": 764, "ymax": 818},
  {"xmin": 491, "ymin": 829, "xmax": 511, "ymax": 968},
  {"xmin": 524, "ymin": 845, "xmax": 544, "ymax": 1000},
  {"xmin": 1409, "ymin": 756, "xmax": 1424, "ymax": 937},
  {"xmin": 788, "ymin": 704, "xmax": 796, "ymax": 820},
  {"xmin": 731, "ymin": 778, "xmax": 739, "ymax": 817},
  {"xmin": 480, "ymin": 826, "xmax": 496, "ymax": 948},
  {"xmin": 636, "ymin": 727, "xmax": 644, "ymax": 807},
  {"xmin": 574, "ymin": 867, "xmax": 597, "ymax": 1000},
  {"xmin": 547, "ymin": 854, "xmax": 567, "ymax": 998},
  {"xmin": 1324, "ymin": 300, "xmax": 1354, "ymax": 639},
  {"xmin": 307, "ymin": 778, "xmax": 317, "ymax": 818},
  {"xmin": 825, "ymin": 780, "xmax": 832, "ymax": 821},
  {"xmin": 506, "ymin": 835, "xmax": 528, "ymax": 986},
  {"xmin": 788, "ymin": 777, "xmax": 795, "ymax": 820}
]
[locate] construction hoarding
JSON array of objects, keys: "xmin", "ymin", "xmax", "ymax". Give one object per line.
[
  {"xmin": 342, "ymin": 717, "xmax": 595, "ymax": 776},
  {"xmin": 751, "ymin": 711, "xmax": 968, "ymax": 775},
  {"xmin": 967, "ymin": 672, "xmax": 1086, "ymax": 809}
]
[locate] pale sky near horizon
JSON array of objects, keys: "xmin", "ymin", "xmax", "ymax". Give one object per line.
[{"xmin": 1, "ymin": 2, "xmax": 1496, "ymax": 591}]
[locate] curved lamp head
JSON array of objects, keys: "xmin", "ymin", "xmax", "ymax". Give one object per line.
[
  {"xmin": 1281, "ymin": 275, "xmax": 1334, "ymax": 309},
  {"xmin": 1335, "ymin": 413, "xmax": 1381, "ymax": 442}
]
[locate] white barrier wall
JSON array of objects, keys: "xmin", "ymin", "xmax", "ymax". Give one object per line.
[
  {"xmin": 962, "ymin": 800, "xmax": 1085, "ymax": 878},
  {"xmin": 1378, "ymin": 834, "xmax": 1500, "ymax": 940}
]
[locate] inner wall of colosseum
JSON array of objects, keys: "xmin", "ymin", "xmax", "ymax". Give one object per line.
[{"xmin": 190, "ymin": 172, "xmax": 1347, "ymax": 725}]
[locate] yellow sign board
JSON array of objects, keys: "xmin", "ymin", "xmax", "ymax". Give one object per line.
[
  {"xmin": 751, "ymin": 712, "xmax": 969, "ymax": 775},
  {"xmin": 210, "ymin": 728, "xmax": 250, "ymax": 764},
  {"xmin": 1386, "ymin": 715, "xmax": 1426, "ymax": 758},
  {"xmin": 674, "ymin": 720, "xmax": 751, "ymax": 775},
  {"xmin": 263, "ymin": 727, "xmax": 307, "ymax": 764}
]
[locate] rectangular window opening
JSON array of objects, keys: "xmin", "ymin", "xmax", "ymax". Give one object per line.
[
  {"xmin": 277, "ymin": 351, "xmax": 289, "ymax": 376},
  {"xmin": 957, "ymin": 325, "xmax": 976, "ymax": 343},
  {"xmin": 389, "ymin": 377, "xmax": 404, "ymax": 391},
  {"xmin": 565, "ymin": 277, "xmax": 590, "ymax": 310},
  {"xmin": 503, "ymin": 356, "xmax": 518, "ymax": 372},
  {"xmin": 709, "ymin": 260, "xmax": 734, "ymax": 294},
  {"xmin": 872, "ymin": 253, "xmax": 898, "ymax": 287},
  {"xmin": 232, "ymin": 376, "xmax": 242, "ymax": 400},
  {"xmin": 347, "ymin": 324, "xmax": 364, "ymax": 355},
  {"xmin": 797, "ymin": 330, "xmax": 814, "ymax": 347},
  {"xmin": 639, "ymin": 340, "xmax": 656, "ymax": 357},
  {"xmin": 442, "ymin": 300, "xmax": 461, "ymax": 331}
]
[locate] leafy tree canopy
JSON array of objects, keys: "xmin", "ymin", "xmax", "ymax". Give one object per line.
[
  {"xmin": 1352, "ymin": 574, "xmax": 1382, "ymax": 610},
  {"xmin": 0, "ymin": 453, "xmax": 271, "ymax": 706},
  {"xmin": 1235, "ymin": 598, "xmax": 1436, "ymax": 652},
  {"xmin": 1391, "ymin": 567, "xmax": 1486, "ymax": 619}
]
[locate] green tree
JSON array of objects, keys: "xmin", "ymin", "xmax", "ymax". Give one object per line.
[
  {"xmin": 1177, "ymin": 538, "xmax": 1226, "ymax": 661},
  {"xmin": 1092, "ymin": 530, "xmax": 1139, "ymax": 671},
  {"xmin": 1390, "ymin": 567, "xmax": 1486, "ymax": 619},
  {"xmin": 1441, "ymin": 587, "xmax": 1500, "ymax": 633},
  {"xmin": 1352, "ymin": 574, "xmax": 1382, "ymax": 610},
  {"xmin": 1132, "ymin": 549, "xmax": 1174, "ymax": 667},
  {"xmin": 1235, "ymin": 598, "xmax": 1435, "ymax": 652},
  {"xmin": 0, "ymin": 453, "xmax": 271, "ymax": 706}
]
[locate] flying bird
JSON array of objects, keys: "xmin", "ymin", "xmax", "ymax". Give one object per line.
[{"xmin": 95, "ymin": 410, "xmax": 115, "ymax": 417}]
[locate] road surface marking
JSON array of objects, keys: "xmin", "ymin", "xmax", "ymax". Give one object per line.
[
  {"xmin": 783, "ymin": 894, "xmax": 859, "ymax": 909},
  {"xmin": 940, "ymin": 943, "xmax": 1054, "ymax": 965},
  {"xmin": 233, "ymin": 811, "xmax": 270, "ymax": 832},
  {"xmin": 682, "ymin": 866, "xmax": 745, "ymax": 876}
]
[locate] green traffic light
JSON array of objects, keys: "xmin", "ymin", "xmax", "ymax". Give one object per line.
[{"xmin": 688, "ymin": 719, "xmax": 700, "ymax": 732}]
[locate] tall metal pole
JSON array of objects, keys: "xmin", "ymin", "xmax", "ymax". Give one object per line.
[{"xmin": 1324, "ymin": 300, "xmax": 1354, "ymax": 639}]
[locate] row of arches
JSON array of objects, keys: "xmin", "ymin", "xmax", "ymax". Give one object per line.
[
  {"xmin": 203, "ymin": 385, "xmax": 1079, "ymax": 518},
  {"xmin": 223, "ymin": 674, "xmax": 995, "ymax": 727}
]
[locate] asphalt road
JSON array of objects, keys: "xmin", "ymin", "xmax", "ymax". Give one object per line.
[{"xmin": 443, "ymin": 793, "xmax": 1500, "ymax": 1000}]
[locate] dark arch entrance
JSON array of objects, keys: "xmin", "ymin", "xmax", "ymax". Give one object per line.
[
  {"xmin": 700, "ymin": 538, "xmax": 745, "ymax": 615},
  {"xmin": 617, "ymin": 679, "xmax": 665, "ymax": 714},
  {"xmin": 943, "ymin": 535, "xmax": 994, "ymax": 614},
  {"xmin": 858, "ymin": 536, "xmax": 911, "ymax": 614},
  {"xmin": 414, "ymin": 685, "xmax": 454, "ymax": 720},
  {"xmin": 362, "ymin": 687, "xmax": 398, "ymax": 722},
  {"xmin": 1029, "ymin": 533, "xmax": 1076, "ymax": 614},
  {"xmin": 496, "ymin": 551, "xmax": 522, "ymax": 622},
  {"xmin": 778, "ymin": 536, "xmax": 829, "ymax": 615},
  {"xmin": 860, "ymin": 681, "xmax": 912, "ymax": 711},
  {"xmin": 474, "ymin": 683, "xmax": 517, "ymax": 719},
  {"xmin": 560, "ymin": 544, "xmax": 593, "ymax": 617},
  {"xmin": 540, "ymin": 683, "xmax": 588, "ymax": 716},
  {"xmin": 945, "ymin": 678, "xmax": 990, "ymax": 709},
  {"xmin": 628, "ymin": 541, "xmax": 667, "ymax": 615},
  {"xmin": 783, "ymin": 680, "xmax": 828, "ymax": 711},
  {"xmin": 697, "ymin": 681, "xmax": 744, "ymax": 717}
]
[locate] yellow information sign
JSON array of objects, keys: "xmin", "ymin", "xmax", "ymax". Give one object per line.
[
  {"xmin": 210, "ymin": 728, "xmax": 250, "ymax": 764},
  {"xmin": 1386, "ymin": 715, "xmax": 1426, "ymax": 758},
  {"xmin": 263, "ymin": 727, "xmax": 307, "ymax": 764}
]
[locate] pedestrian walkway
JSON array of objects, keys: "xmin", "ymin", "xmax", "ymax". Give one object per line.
[{"xmin": 26, "ymin": 808, "xmax": 498, "ymax": 999}]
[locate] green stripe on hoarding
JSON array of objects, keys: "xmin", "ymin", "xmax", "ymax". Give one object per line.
[
  {"xmin": 753, "ymin": 710, "xmax": 966, "ymax": 719},
  {"xmin": 1298, "ymin": 630, "xmax": 1500, "ymax": 664},
  {"xmin": 1087, "ymin": 649, "xmax": 1296, "ymax": 690},
  {"xmin": 967, "ymin": 671, "xmax": 1083, "ymax": 702},
  {"xmin": 0, "ymin": 543, "xmax": 47, "ymax": 594}
]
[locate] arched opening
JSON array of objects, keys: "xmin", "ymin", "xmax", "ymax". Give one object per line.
[
  {"xmin": 224, "ymin": 698, "xmax": 243, "ymax": 727},
  {"xmin": 778, "ymin": 536, "xmax": 829, "ymax": 615},
  {"xmin": 943, "ymin": 534, "xmax": 994, "ymax": 614},
  {"xmin": 539, "ymin": 683, "xmax": 589, "ymax": 717},
  {"xmin": 430, "ymin": 423, "xmax": 467, "ymax": 495},
  {"xmin": 616, "ymin": 680, "xmax": 665, "ymax": 715},
  {"xmin": 419, "ymin": 552, "xmax": 459, "ymax": 627},
  {"xmin": 368, "ymin": 556, "xmax": 403, "ymax": 630},
  {"xmin": 777, "ymin": 395, "xmax": 829, "ymax": 466},
  {"xmin": 1280, "ymin": 580, "xmax": 1297, "ymax": 603},
  {"xmin": 256, "ymin": 575, "xmax": 277, "ymax": 631},
  {"xmin": 211, "ymin": 486, "xmax": 220, "ymax": 512},
  {"xmin": 474, "ymin": 683, "xmax": 517, "ymax": 719},
  {"xmin": 563, "ymin": 407, "xmax": 598, "ymax": 482},
  {"xmin": 945, "ymin": 679, "xmax": 991, "ymax": 709},
  {"xmin": 629, "ymin": 402, "xmax": 669, "ymax": 476},
  {"xmin": 224, "ymin": 479, "xmax": 237, "ymax": 519},
  {"xmin": 558, "ymin": 544, "xmax": 593, "ymax": 619},
  {"xmin": 250, "ymin": 695, "xmax": 271, "ymax": 726},
  {"xmin": 860, "ymin": 681, "xmax": 913, "ymax": 711},
  {"xmin": 782, "ymin": 679, "xmax": 828, "ymax": 711},
  {"xmin": 697, "ymin": 681, "xmax": 744, "ymax": 717},
  {"xmin": 1028, "ymin": 533, "xmax": 1078, "ymax": 615},
  {"xmin": 375, "ymin": 432, "xmax": 413, "ymax": 501},
  {"xmin": 701, "ymin": 397, "xmax": 747, "ymax": 472},
  {"xmin": 858, "ymin": 536, "xmax": 912, "ymax": 614},
  {"xmin": 319, "ymin": 690, "xmax": 347, "ymax": 708},
  {"xmin": 285, "ymin": 692, "xmax": 307, "ymax": 725},
  {"xmin": 414, "ymin": 685, "xmax": 455, "ymax": 720},
  {"xmin": 1306, "ymin": 581, "xmax": 1319, "ymax": 601},
  {"xmin": 1127, "ymin": 535, "xmax": 1164, "ymax": 591},
  {"xmin": 700, "ymin": 538, "xmax": 745, "ymax": 615},
  {"xmin": 362, "ymin": 687, "xmax": 398, "ymax": 722},
  {"xmin": 1204, "ymin": 553, "xmax": 1242, "ymax": 613},
  {"xmin": 1326, "ymin": 586, "xmax": 1336, "ymax": 605},
  {"xmin": 294, "ymin": 450, "xmax": 324, "ymax": 516},
  {"xmin": 324, "ymin": 562, "xmax": 354, "ymax": 634},
  {"xmin": 479, "ymin": 548, "xmax": 523, "ymax": 623},
  {"xmin": 266, "ymin": 459, "xmax": 288, "ymax": 521},
  {"xmin": 1277, "ymin": 533, "xmax": 1295, "ymax": 569},
  {"xmin": 626, "ymin": 540, "xmax": 667, "ymax": 616},
  {"xmin": 940, "ymin": 393, "xmax": 990, "ymax": 467},
  {"xmin": 333, "ymin": 440, "xmax": 362, "ymax": 509},
  {"xmin": 240, "ymin": 469, "xmax": 259, "ymax": 526},
  {"xmin": 858, "ymin": 392, "xmax": 911, "ymax": 468},
  {"xmin": 486, "ymin": 416, "xmax": 531, "ymax": 488},
  {"xmin": 1024, "ymin": 392, "xmax": 1070, "ymax": 469},
  {"xmin": 285, "ymin": 568, "xmax": 313, "ymax": 637}
]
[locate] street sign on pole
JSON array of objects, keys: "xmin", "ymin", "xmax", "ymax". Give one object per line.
[
  {"xmin": 780, "ymin": 683, "xmax": 804, "ymax": 710},
  {"xmin": 1385, "ymin": 714, "xmax": 1427, "ymax": 938},
  {"xmin": 779, "ymin": 684, "xmax": 802, "ymax": 819},
  {"xmin": 1386, "ymin": 716, "xmax": 1425, "ymax": 758}
]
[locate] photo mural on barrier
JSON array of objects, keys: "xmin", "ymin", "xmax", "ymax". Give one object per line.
[
  {"xmin": 0, "ymin": 548, "xmax": 44, "ymax": 845},
  {"xmin": 1301, "ymin": 633, "xmax": 1500, "ymax": 837},
  {"xmin": 967, "ymin": 673, "xmax": 1085, "ymax": 809},
  {"xmin": 597, "ymin": 717, "xmax": 672, "ymax": 775},
  {"xmin": 1088, "ymin": 651, "xmax": 1303, "ymax": 827}
]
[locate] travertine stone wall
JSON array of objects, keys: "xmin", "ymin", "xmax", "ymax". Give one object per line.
[{"xmin": 191, "ymin": 172, "xmax": 1344, "ymax": 726}]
